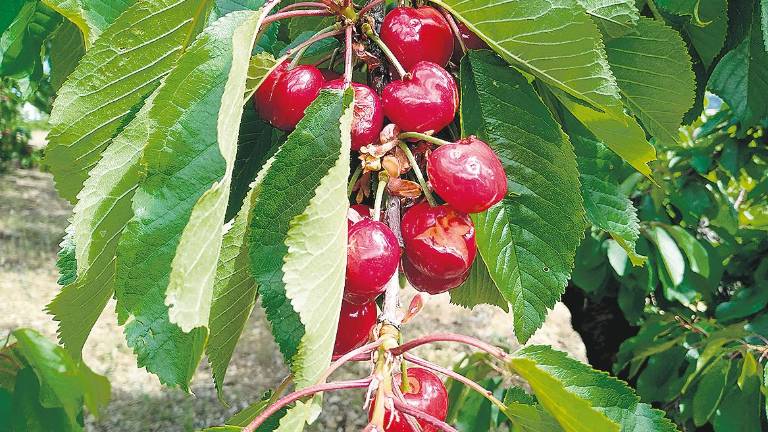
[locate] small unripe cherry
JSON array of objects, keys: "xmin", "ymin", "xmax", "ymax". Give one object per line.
[
  {"xmin": 369, "ymin": 367, "xmax": 449, "ymax": 432},
  {"xmin": 401, "ymin": 202, "xmax": 476, "ymax": 279},
  {"xmin": 323, "ymin": 80, "xmax": 384, "ymax": 150},
  {"xmin": 382, "ymin": 62, "xmax": 458, "ymax": 134},
  {"xmin": 333, "ymin": 300, "xmax": 377, "ymax": 356},
  {"xmin": 427, "ymin": 136, "xmax": 507, "ymax": 213},
  {"xmin": 402, "ymin": 256, "xmax": 469, "ymax": 294},
  {"xmin": 345, "ymin": 219, "xmax": 401, "ymax": 304},
  {"xmin": 380, "ymin": 6, "xmax": 454, "ymax": 70},
  {"xmin": 254, "ymin": 62, "xmax": 324, "ymax": 131}
]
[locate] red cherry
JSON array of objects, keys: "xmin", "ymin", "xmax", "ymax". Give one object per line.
[
  {"xmin": 402, "ymin": 256, "xmax": 469, "ymax": 294},
  {"xmin": 320, "ymin": 69, "xmax": 341, "ymax": 81},
  {"xmin": 333, "ymin": 300, "xmax": 377, "ymax": 356},
  {"xmin": 381, "ymin": 7, "xmax": 454, "ymax": 71},
  {"xmin": 401, "ymin": 202, "xmax": 476, "ymax": 279},
  {"xmin": 456, "ymin": 21, "xmax": 488, "ymax": 50},
  {"xmin": 254, "ymin": 62, "xmax": 324, "ymax": 131},
  {"xmin": 346, "ymin": 219, "xmax": 401, "ymax": 304},
  {"xmin": 348, "ymin": 205, "xmax": 368, "ymax": 228},
  {"xmin": 324, "ymin": 80, "xmax": 384, "ymax": 150},
  {"xmin": 369, "ymin": 368, "xmax": 449, "ymax": 432},
  {"xmin": 382, "ymin": 62, "xmax": 458, "ymax": 134},
  {"xmin": 427, "ymin": 136, "xmax": 507, "ymax": 213}
]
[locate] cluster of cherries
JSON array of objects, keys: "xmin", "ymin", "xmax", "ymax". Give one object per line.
[{"xmin": 255, "ymin": 6, "xmax": 503, "ymax": 431}]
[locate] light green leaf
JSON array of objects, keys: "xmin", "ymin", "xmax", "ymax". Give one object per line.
[
  {"xmin": 510, "ymin": 345, "xmax": 677, "ymax": 432},
  {"xmin": 41, "ymin": 0, "xmax": 134, "ymax": 48},
  {"xmin": 114, "ymin": 10, "xmax": 266, "ymax": 389},
  {"xmin": 576, "ymin": 0, "xmax": 639, "ymax": 38},
  {"xmin": 44, "ymin": 0, "xmax": 212, "ymax": 203},
  {"xmin": 708, "ymin": 8, "xmax": 768, "ymax": 126},
  {"xmin": 646, "ymin": 225, "xmax": 685, "ymax": 286},
  {"xmin": 165, "ymin": 8, "xmax": 269, "ymax": 333},
  {"xmin": 692, "ymin": 357, "xmax": 731, "ymax": 426},
  {"xmin": 48, "ymin": 21, "xmax": 85, "ymax": 91},
  {"xmin": 664, "ymin": 225, "xmax": 709, "ymax": 277},
  {"xmin": 460, "ymin": 50, "xmax": 586, "ymax": 342},
  {"xmin": 432, "ymin": 0, "xmax": 625, "ymax": 119},
  {"xmin": 568, "ymin": 117, "xmax": 645, "ymax": 265},
  {"xmin": 245, "ymin": 52, "xmax": 280, "ymax": 101},
  {"xmin": 605, "ymin": 17, "xmax": 696, "ymax": 146},
  {"xmin": 248, "ymin": 89, "xmax": 353, "ymax": 367},
  {"xmin": 739, "ymin": 351, "xmax": 758, "ymax": 389},
  {"xmin": 450, "ymin": 256, "xmax": 509, "ymax": 311}
]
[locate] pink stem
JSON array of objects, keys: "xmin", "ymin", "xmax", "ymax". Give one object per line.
[
  {"xmin": 243, "ymin": 378, "xmax": 371, "ymax": 432},
  {"xmin": 359, "ymin": 0, "xmax": 385, "ymax": 16},
  {"xmin": 343, "ymin": 25, "xmax": 354, "ymax": 88},
  {"xmin": 392, "ymin": 398, "xmax": 458, "ymax": 432},
  {"xmin": 262, "ymin": 9, "xmax": 332, "ymax": 25},
  {"xmin": 286, "ymin": 28, "xmax": 344, "ymax": 57},
  {"xmin": 321, "ymin": 340, "xmax": 381, "ymax": 382},
  {"xmin": 390, "ymin": 332, "xmax": 509, "ymax": 361},
  {"xmin": 391, "ymin": 380, "xmax": 425, "ymax": 431},
  {"xmin": 275, "ymin": 1, "xmax": 328, "ymax": 13}
]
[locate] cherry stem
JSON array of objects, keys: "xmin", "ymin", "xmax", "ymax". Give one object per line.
[
  {"xmin": 397, "ymin": 141, "xmax": 437, "ymax": 207},
  {"xmin": 359, "ymin": 0, "xmax": 385, "ymax": 16},
  {"xmin": 343, "ymin": 25, "xmax": 354, "ymax": 88},
  {"xmin": 242, "ymin": 378, "xmax": 372, "ymax": 432},
  {"xmin": 399, "ymin": 131, "xmax": 454, "ymax": 147},
  {"xmin": 373, "ymin": 171, "xmax": 388, "ymax": 222},
  {"xmin": 390, "ymin": 332, "xmax": 510, "ymax": 361},
  {"xmin": 275, "ymin": 1, "xmax": 328, "ymax": 13},
  {"xmin": 320, "ymin": 339, "xmax": 381, "ymax": 383},
  {"xmin": 287, "ymin": 25, "xmax": 343, "ymax": 68},
  {"xmin": 392, "ymin": 399, "xmax": 459, "ymax": 432},
  {"xmin": 262, "ymin": 9, "xmax": 332, "ymax": 26},
  {"xmin": 348, "ymin": 164, "xmax": 362, "ymax": 197},
  {"xmin": 362, "ymin": 23, "xmax": 408, "ymax": 78},
  {"xmin": 403, "ymin": 353, "xmax": 507, "ymax": 411},
  {"xmin": 440, "ymin": 8, "xmax": 466, "ymax": 54}
]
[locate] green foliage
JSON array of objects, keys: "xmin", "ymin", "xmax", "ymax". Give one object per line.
[
  {"xmin": 0, "ymin": 328, "xmax": 110, "ymax": 432},
  {"xmin": 0, "ymin": 79, "xmax": 42, "ymax": 171}
]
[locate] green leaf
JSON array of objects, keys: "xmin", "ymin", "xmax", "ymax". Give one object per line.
[
  {"xmin": 10, "ymin": 368, "xmax": 75, "ymax": 432},
  {"xmin": 48, "ymin": 21, "xmax": 85, "ymax": 91},
  {"xmin": 738, "ymin": 351, "xmax": 758, "ymax": 390},
  {"xmin": 41, "ymin": 0, "xmax": 135, "ymax": 48},
  {"xmin": 244, "ymin": 52, "xmax": 280, "ymax": 104},
  {"xmin": 460, "ymin": 50, "xmax": 586, "ymax": 342},
  {"xmin": 712, "ymin": 370, "xmax": 762, "ymax": 432},
  {"xmin": 636, "ymin": 346, "xmax": 692, "ymax": 403},
  {"xmin": 683, "ymin": 0, "xmax": 728, "ymax": 68},
  {"xmin": 0, "ymin": 0, "xmax": 26, "ymax": 35},
  {"xmin": 614, "ymin": 316, "xmax": 682, "ymax": 376},
  {"xmin": 646, "ymin": 225, "xmax": 685, "ymax": 287},
  {"xmin": 0, "ymin": 1, "xmax": 61, "ymax": 78},
  {"xmin": 44, "ymin": 0, "xmax": 212, "ymax": 203},
  {"xmin": 248, "ymin": 89, "xmax": 353, "ymax": 367},
  {"xmin": 692, "ymin": 357, "xmax": 731, "ymax": 426},
  {"xmin": 715, "ymin": 280, "xmax": 768, "ymax": 321},
  {"xmin": 432, "ymin": 0, "xmax": 625, "ymax": 119},
  {"xmin": 510, "ymin": 345, "xmax": 677, "ymax": 432},
  {"xmin": 114, "ymin": 10, "xmax": 265, "ymax": 389},
  {"xmin": 708, "ymin": 7, "xmax": 768, "ymax": 126},
  {"xmin": 568, "ymin": 116, "xmax": 645, "ymax": 265},
  {"xmin": 55, "ymin": 226, "xmax": 77, "ymax": 286},
  {"xmin": 226, "ymin": 391, "xmax": 287, "ymax": 428},
  {"xmin": 576, "ymin": 0, "xmax": 640, "ymax": 38},
  {"xmin": 605, "ymin": 17, "xmax": 696, "ymax": 146},
  {"xmin": 450, "ymin": 256, "xmax": 509, "ymax": 311},
  {"xmin": 165, "ymin": 9, "xmax": 269, "ymax": 333},
  {"xmin": 663, "ymin": 225, "xmax": 709, "ymax": 277}
]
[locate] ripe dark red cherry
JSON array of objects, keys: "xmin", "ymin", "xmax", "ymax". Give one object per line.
[
  {"xmin": 382, "ymin": 62, "xmax": 458, "ymax": 134},
  {"xmin": 254, "ymin": 62, "xmax": 324, "ymax": 131},
  {"xmin": 320, "ymin": 69, "xmax": 341, "ymax": 81},
  {"xmin": 456, "ymin": 21, "xmax": 488, "ymax": 50},
  {"xmin": 346, "ymin": 219, "xmax": 401, "ymax": 304},
  {"xmin": 401, "ymin": 202, "xmax": 476, "ymax": 279},
  {"xmin": 348, "ymin": 204, "xmax": 369, "ymax": 228},
  {"xmin": 427, "ymin": 136, "xmax": 507, "ymax": 213},
  {"xmin": 380, "ymin": 6, "xmax": 454, "ymax": 71},
  {"xmin": 324, "ymin": 79, "xmax": 384, "ymax": 150},
  {"xmin": 369, "ymin": 368, "xmax": 449, "ymax": 432},
  {"xmin": 402, "ymin": 256, "xmax": 469, "ymax": 294},
  {"xmin": 333, "ymin": 300, "xmax": 377, "ymax": 356}
]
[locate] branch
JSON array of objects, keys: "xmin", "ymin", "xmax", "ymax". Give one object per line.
[{"xmin": 390, "ymin": 332, "xmax": 509, "ymax": 361}]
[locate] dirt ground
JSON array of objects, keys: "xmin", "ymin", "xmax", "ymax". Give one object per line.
[{"xmin": 0, "ymin": 168, "xmax": 587, "ymax": 431}]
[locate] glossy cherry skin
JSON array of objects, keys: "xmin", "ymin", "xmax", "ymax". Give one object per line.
[
  {"xmin": 402, "ymin": 255, "xmax": 469, "ymax": 294},
  {"xmin": 333, "ymin": 300, "xmax": 377, "ymax": 356},
  {"xmin": 456, "ymin": 21, "xmax": 488, "ymax": 50},
  {"xmin": 324, "ymin": 79, "xmax": 384, "ymax": 150},
  {"xmin": 345, "ymin": 218, "xmax": 401, "ymax": 304},
  {"xmin": 348, "ymin": 204, "xmax": 372, "ymax": 228},
  {"xmin": 254, "ymin": 62, "xmax": 324, "ymax": 131},
  {"xmin": 320, "ymin": 68, "xmax": 341, "ymax": 80},
  {"xmin": 369, "ymin": 368, "xmax": 449, "ymax": 432},
  {"xmin": 401, "ymin": 202, "xmax": 476, "ymax": 279},
  {"xmin": 427, "ymin": 136, "xmax": 507, "ymax": 213},
  {"xmin": 382, "ymin": 62, "xmax": 459, "ymax": 134},
  {"xmin": 381, "ymin": 7, "xmax": 454, "ymax": 70}
]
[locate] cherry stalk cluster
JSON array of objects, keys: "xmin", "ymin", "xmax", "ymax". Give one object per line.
[{"xmin": 251, "ymin": 1, "xmax": 509, "ymax": 430}]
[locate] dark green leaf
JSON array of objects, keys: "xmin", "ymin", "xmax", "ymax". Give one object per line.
[
  {"xmin": 692, "ymin": 357, "xmax": 731, "ymax": 426},
  {"xmin": 0, "ymin": 2, "xmax": 61, "ymax": 78},
  {"xmin": 712, "ymin": 371, "xmax": 762, "ymax": 432},
  {"xmin": 683, "ymin": 0, "xmax": 728, "ymax": 68},
  {"xmin": 48, "ymin": 21, "xmax": 85, "ymax": 91},
  {"xmin": 715, "ymin": 280, "xmax": 768, "ymax": 321},
  {"xmin": 10, "ymin": 368, "xmax": 76, "ymax": 432}
]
